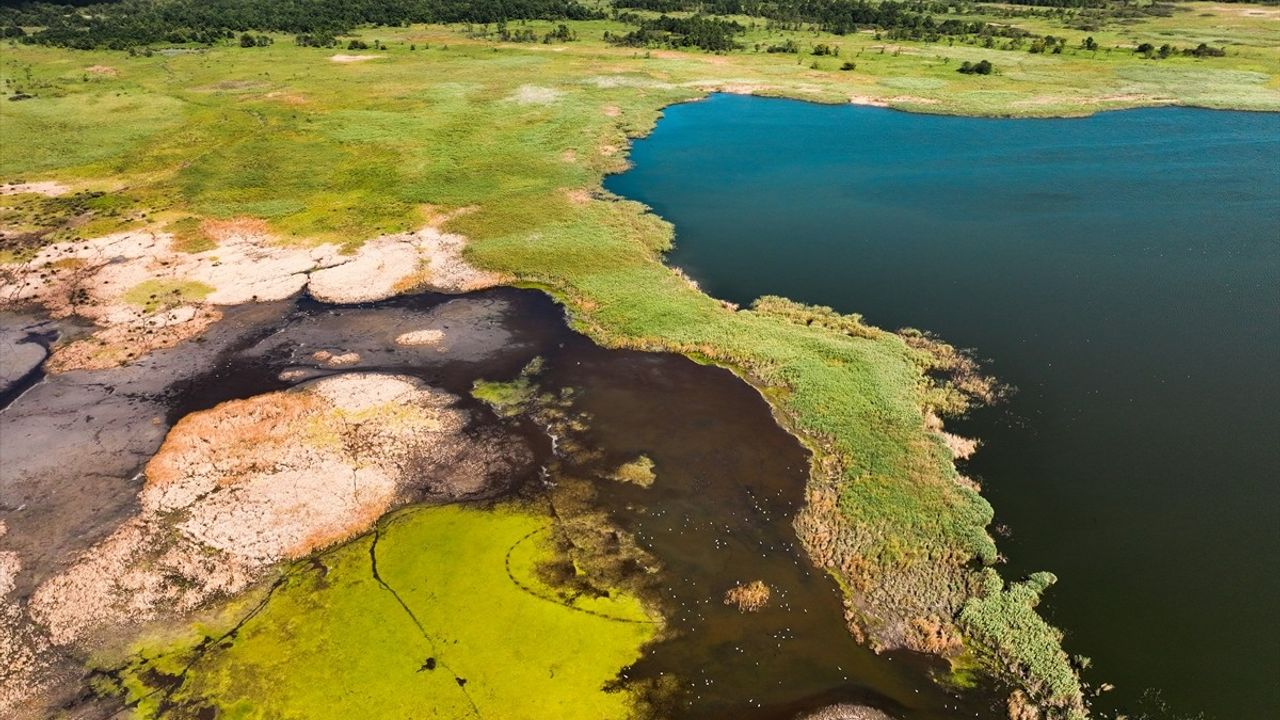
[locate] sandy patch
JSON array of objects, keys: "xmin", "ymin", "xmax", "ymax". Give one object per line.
[
  {"xmin": 0, "ymin": 216, "xmax": 497, "ymax": 370},
  {"xmin": 264, "ymin": 90, "xmax": 308, "ymax": 105},
  {"xmin": 309, "ymin": 226, "xmax": 503, "ymax": 303},
  {"xmin": 0, "ymin": 181, "xmax": 70, "ymax": 197},
  {"xmin": 602, "ymin": 105, "xmax": 621, "ymax": 117},
  {"xmin": 312, "ymin": 349, "xmax": 360, "ymax": 367},
  {"xmin": 26, "ymin": 373, "xmax": 509, "ymax": 646},
  {"xmin": 564, "ymin": 188, "xmax": 592, "ymax": 205},
  {"xmin": 509, "ymin": 84, "xmax": 563, "ymax": 104},
  {"xmin": 84, "ymin": 65, "xmax": 118, "ymax": 77},
  {"xmin": 330, "ymin": 54, "xmax": 384, "ymax": 63},
  {"xmin": 560, "ymin": 148, "xmax": 578, "ymax": 163},
  {"xmin": 851, "ymin": 94, "xmax": 940, "ymax": 107},
  {"xmin": 696, "ymin": 81, "xmax": 774, "ymax": 95},
  {"xmin": 395, "ymin": 329, "xmax": 446, "ymax": 347},
  {"xmin": 1012, "ymin": 93, "xmax": 1168, "ymax": 109},
  {"xmin": 1215, "ymin": 5, "xmax": 1280, "ymax": 18},
  {"xmin": 586, "ymin": 75, "xmax": 675, "ymax": 90},
  {"xmin": 850, "ymin": 94, "xmax": 891, "ymax": 108}
]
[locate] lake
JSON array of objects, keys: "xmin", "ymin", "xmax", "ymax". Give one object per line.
[{"xmin": 605, "ymin": 94, "xmax": 1280, "ymax": 719}]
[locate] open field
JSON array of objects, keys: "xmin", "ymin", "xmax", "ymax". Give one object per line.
[{"xmin": 2, "ymin": 5, "xmax": 1277, "ymax": 716}]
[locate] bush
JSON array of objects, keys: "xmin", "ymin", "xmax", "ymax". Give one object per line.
[{"xmin": 957, "ymin": 59, "xmax": 993, "ymax": 75}]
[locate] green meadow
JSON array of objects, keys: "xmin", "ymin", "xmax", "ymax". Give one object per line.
[{"xmin": 4, "ymin": 6, "xmax": 1277, "ymax": 715}]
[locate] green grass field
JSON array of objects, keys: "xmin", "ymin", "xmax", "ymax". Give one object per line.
[{"xmin": 4, "ymin": 6, "xmax": 1277, "ymax": 715}]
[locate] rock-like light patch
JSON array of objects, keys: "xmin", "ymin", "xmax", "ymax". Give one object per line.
[
  {"xmin": 0, "ymin": 220, "xmax": 499, "ymax": 371},
  {"xmin": 27, "ymin": 374, "xmax": 489, "ymax": 646}
]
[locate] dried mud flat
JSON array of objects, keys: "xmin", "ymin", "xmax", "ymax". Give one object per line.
[
  {"xmin": 0, "ymin": 291, "xmax": 540, "ymax": 718},
  {"xmin": 0, "ymin": 219, "xmax": 501, "ymax": 373}
]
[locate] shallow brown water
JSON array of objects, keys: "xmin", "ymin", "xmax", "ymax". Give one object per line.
[{"xmin": 19, "ymin": 287, "xmax": 997, "ymax": 718}]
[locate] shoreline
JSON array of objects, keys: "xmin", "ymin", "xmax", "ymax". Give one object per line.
[{"xmin": 5, "ymin": 20, "xmax": 1277, "ymax": 714}]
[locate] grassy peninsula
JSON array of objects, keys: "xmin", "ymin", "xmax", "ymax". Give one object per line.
[{"xmin": 2, "ymin": 2, "xmax": 1277, "ymax": 717}]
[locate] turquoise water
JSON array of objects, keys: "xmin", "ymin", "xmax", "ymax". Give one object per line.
[{"xmin": 605, "ymin": 94, "xmax": 1280, "ymax": 719}]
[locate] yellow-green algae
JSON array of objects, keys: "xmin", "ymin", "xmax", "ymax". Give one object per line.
[{"xmin": 112, "ymin": 505, "xmax": 655, "ymax": 719}]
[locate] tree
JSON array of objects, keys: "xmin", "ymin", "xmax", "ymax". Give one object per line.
[{"xmin": 239, "ymin": 33, "xmax": 256, "ymax": 48}]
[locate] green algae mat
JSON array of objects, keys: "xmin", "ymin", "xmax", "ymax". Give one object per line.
[{"xmin": 112, "ymin": 505, "xmax": 656, "ymax": 719}]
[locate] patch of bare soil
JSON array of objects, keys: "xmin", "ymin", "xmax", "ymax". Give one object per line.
[
  {"xmin": 0, "ymin": 218, "xmax": 498, "ymax": 370},
  {"xmin": 509, "ymin": 84, "xmax": 563, "ymax": 104},
  {"xmin": 0, "ymin": 181, "xmax": 70, "ymax": 197},
  {"xmin": 395, "ymin": 328, "xmax": 446, "ymax": 347},
  {"xmin": 84, "ymin": 65, "xmax": 118, "ymax": 77},
  {"xmin": 564, "ymin": 188, "xmax": 592, "ymax": 206},
  {"xmin": 309, "ymin": 226, "xmax": 503, "ymax": 303},
  {"xmin": 330, "ymin": 54, "xmax": 385, "ymax": 63},
  {"xmin": 311, "ymin": 349, "xmax": 361, "ymax": 367},
  {"xmin": 1214, "ymin": 4, "xmax": 1280, "ymax": 18},
  {"xmin": 850, "ymin": 94, "xmax": 940, "ymax": 107},
  {"xmin": 21, "ymin": 374, "xmax": 523, "ymax": 654},
  {"xmin": 44, "ymin": 304, "xmax": 223, "ymax": 372},
  {"xmin": 849, "ymin": 94, "xmax": 891, "ymax": 108}
]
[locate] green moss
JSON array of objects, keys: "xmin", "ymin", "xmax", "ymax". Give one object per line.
[
  {"xmin": 114, "ymin": 505, "xmax": 655, "ymax": 719},
  {"xmin": 123, "ymin": 278, "xmax": 214, "ymax": 313}
]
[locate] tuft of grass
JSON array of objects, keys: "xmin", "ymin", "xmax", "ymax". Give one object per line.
[
  {"xmin": 123, "ymin": 278, "xmax": 213, "ymax": 313},
  {"xmin": 164, "ymin": 216, "xmax": 216, "ymax": 253}
]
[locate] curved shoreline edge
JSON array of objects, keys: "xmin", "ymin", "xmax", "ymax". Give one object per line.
[
  {"xmin": 4, "ymin": 21, "xmax": 1277, "ymax": 714},
  {"xmin": 480, "ymin": 86, "xmax": 1089, "ymax": 718}
]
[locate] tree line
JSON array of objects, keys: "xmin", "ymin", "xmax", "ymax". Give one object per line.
[
  {"xmin": 0, "ymin": 0, "xmax": 603, "ymax": 49},
  {"xmin": 605, "ymin": 13, "xmax": 744, "ymax": 51}
]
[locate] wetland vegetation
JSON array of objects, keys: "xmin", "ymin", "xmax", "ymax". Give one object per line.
[
  {"xmin": 1, "ymin": 2, "xmax": 1277, "ymax": 718},
  {"xmin": 606, "ymin": 95, "xmax": 1280, "ymax": 718}
]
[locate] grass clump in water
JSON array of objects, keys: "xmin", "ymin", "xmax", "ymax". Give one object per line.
[
  {"xmin": 471, "ymin": 357, "xmax": 543, "ymax": 416},
  {"xmin": 609, "ymin": 454, "xmax": 656, "ymax": 488}
]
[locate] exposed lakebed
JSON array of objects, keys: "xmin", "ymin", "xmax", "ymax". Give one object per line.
[
  {"xmin": 2, "ymin": 288, "xmax": 997, "ymax": 718},
  {"xmin": 605, "ymin": 94, "xmax": 1280, "ymax": 719}
]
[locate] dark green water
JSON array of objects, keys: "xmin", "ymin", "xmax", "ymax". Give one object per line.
[{"xmin": 605, "ymin": 94, "xmax": 1280, "ymax": 719}]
